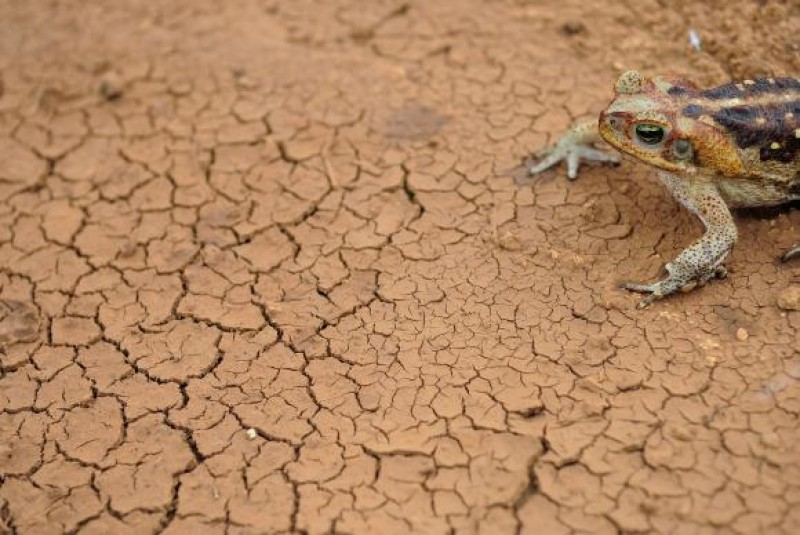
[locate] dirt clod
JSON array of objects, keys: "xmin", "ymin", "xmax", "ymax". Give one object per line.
[
  {"xmin": 0, "ymin": 300, "xmax": 40, "ymax": 348},
  {"xmin": 777, "ymin": 285, "xmax": 800, "ymax": 311}
]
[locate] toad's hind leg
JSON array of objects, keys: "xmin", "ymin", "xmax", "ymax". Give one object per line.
[{"xmin": 621, "ymin": 174, "xmax": 738, "ymax": 308}]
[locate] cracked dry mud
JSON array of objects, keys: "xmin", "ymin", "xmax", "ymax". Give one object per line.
[{"xmin": 1, "ymin": 1, "xmax": 800, "ymax": 534}]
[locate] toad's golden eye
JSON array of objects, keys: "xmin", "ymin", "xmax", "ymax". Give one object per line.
[{"xmin": 634, "ymin": 123, "xmax": 665, "ymax": 145}]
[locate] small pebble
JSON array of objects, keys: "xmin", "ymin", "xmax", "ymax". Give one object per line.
[
  {"xmin": 99, "ymin": 72, "xmax": 124, "ymax": 101},
  {"xmin": 170, "ymin": 81, "xmax": 193, "ymax": 96},
  {"xmin": 561, "ymin": 21, "xmax": 586, "ymax": 36},
  {"xmin": 761, "ymin": 432, "xmax": 780, "ymax": 448},
  {"xmin": 669, "ymin": 425, "xmax": 693, "ymax": 441},
  {"xmin": 118, "ymin": 240, "xmax": 137, "ymax": 258},
  {"xmin": 735, "ymin": 327, "xmax": 749, "ymax": 342},
  {"xmin": 246, "ymin": 428, "xmax": 258, "ymax": 440}
]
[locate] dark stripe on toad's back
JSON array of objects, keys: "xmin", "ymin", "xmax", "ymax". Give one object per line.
[
  {"xmin": 774, "ymin": 78, "xmax": 800, "ymax": 91},
  {"xmin": 668, "ymin": 86, "xmax": 692, "ymax": 97},
  {"xmin": 710, "ymin": 101, "xmax": 800, "ymax": 157},
  {"xmin": 754, "ymin": 77, "xmax": 800, "ymax": 94},
  {"xmin": 759, "ymin": 137, "xmax": 799, "ymax": 163},
  {"xmin": 699, "ymin": 78, "xmax": 800, "ymax": 100},
  {"xmin": 711, "ymin": 105, "xmax": 770, "ymax": 148},
  {"xmin": 700, "ymin": 82, "xmax": 743, "ymax": 100},
  {"xmin": 740, "ymin": 78, "xmax": 800, "ymax": 96},
  {"xmin": 698, "ymin": 100, "xmax": 800, "ymax": 162}
]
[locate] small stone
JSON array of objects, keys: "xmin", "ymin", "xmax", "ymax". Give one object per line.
[
  {"xmin": 561, "ymin": 21, "xmax": 586, "ymax": 36},
  {"xmin": 762, "ymin": 432, "xmax": 780, "ymax": 447},
  {"xmin": 118, "ymin": 240, "xmax": 137, "ymax": 258},
  {"xmin": 735, "ymin": 327, "xmax": 749, "ymax": 342},
  {"xmin": 497, "ymin": 232, "xmax": 522, "ymax": 251},
  {"xmin": 99, "ymin": 72, "xmax": 124, "ymax": 101},
  {"xmin": 777, "ymin": 286, "xmax": 800, "ymax": 311},
  {"xmin": 170, "ymin": 81, "xmax": 193, "ymax": 96},
  {"xmin": 639, "ymin": 500, "xmax": 658, "ymax": 514},
  {"xmin": 246, "ymin": 428, "xmax": 258, "ymax": 440},
  {"xmin": 669, "ymin": 425, "xmax": 693, "ymax": 441}
]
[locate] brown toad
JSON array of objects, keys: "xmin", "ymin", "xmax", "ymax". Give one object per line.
[{"xmin": 528, "ymin": 70, "xmax": 800, "ymax": 308}]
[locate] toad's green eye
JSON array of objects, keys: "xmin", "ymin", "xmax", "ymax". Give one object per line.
[{"xmin": 634, "ymin": 124, "xmax": 665, "ymax": 145}]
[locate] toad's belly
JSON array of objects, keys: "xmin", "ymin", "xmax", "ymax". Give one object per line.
[{"xmin": 715, "ymin": 177, "xmax": 800, "ymax": 208}]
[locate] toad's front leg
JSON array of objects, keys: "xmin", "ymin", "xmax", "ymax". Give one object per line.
[
  {"xmin": 621, "ymin": 174, "xmax": 738, "ymax": 308},
  {"xmin": 528, "ymin": 119, "xmax": 621, "ymax": 180}
]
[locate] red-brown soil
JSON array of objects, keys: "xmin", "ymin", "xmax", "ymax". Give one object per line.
[{"xmin": 2, "ymin": 1, "xmax": 800, "ymax": 533}]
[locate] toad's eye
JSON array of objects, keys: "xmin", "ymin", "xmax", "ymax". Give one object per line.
[{"xmin": 634, "ymin": 123, "xmax": 665, "ymax": 145}]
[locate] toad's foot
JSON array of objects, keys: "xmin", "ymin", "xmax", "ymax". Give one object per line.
[
  {"xmin": 781, "ymin": 244, "xmax": 800, "ymax": 262},
  {"xmin": 621, "ymin": 265, "xmax": 728, "ymax": 309},
  {"xmin": 528, "ymin": 119, "xmax": 620, "ymax": 180}
]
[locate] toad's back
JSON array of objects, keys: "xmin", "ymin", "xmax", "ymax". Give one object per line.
[{"xmin": 674, "ymin": 77, "xmax": 800, "ymax": 195}]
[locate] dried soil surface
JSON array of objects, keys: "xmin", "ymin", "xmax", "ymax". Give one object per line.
[{"xmin": 2, "ymin": 1, "xmax": 800, "ymax": 534}]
